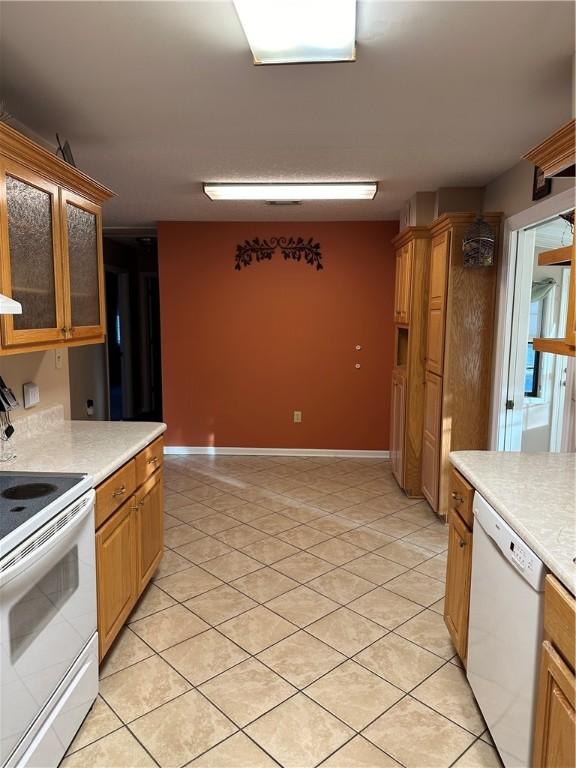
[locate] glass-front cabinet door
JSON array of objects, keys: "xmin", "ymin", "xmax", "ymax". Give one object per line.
[
  {"xmin": 0, "ymin": 160, "xmax": 66, "ymax": 347},
  {"xmin": 60, "ymin": 190, "xmax": 105, "ymax": 341}
]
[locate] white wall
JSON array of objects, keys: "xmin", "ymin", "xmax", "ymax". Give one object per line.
[
  {"xmin": 68, "ymin": 343, "xmax": 109, "ymax": 420},
  {"xmin": 484, "ymin": 159, "xmax": 574, "ymax": 218},
  {"xmin": 0, "ymin": 349, "xmax": 71, "ymax": 421}
]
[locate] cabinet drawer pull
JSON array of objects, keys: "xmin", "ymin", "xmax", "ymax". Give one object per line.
[
  {"xmin": 451, "ymin": 492, "xmax": 464, "ymax": 504},
  {"xmin": 459, "ymin": 539, "xmax": 467, "ymax": 548},
  {"xmin": 147, "ymin": 456, "xmax": 159, "ymax": 465},
  {"xmin": 112, "ymin": 484, "xmax": 127, "ymax": 498}
]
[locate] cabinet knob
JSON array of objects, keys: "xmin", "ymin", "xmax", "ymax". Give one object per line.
[
  {"xmin": 147, "ymin": 456, "xmax": 159, "ymax": 465},
  {"xmin": 451, "ymin": 492, "xmax": 463, "ymax": 504},
  {"xmin": 61, "ymin": 326, "xmax": 69, "ymax": 335},
  {"xmin": 112, "ymin": 484, "xmax": 127, "ymax": 498},
  {"xmin": 459, "ymin": 539, "xmax": 466, "ymax": 548}
]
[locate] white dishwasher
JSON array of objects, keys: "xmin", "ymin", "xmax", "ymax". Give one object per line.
[{"xmin": 467, "ymin": 492, "xmax": 547, "ymax": 768}]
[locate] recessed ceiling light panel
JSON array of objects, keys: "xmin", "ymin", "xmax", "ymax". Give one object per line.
[
  {"xmin": 203, "ymin": 182, "xmax": 377, "ymax": 201},
  {"xmin": 232, "ymin": 0, "xmax": 356, "ymax": 65}
]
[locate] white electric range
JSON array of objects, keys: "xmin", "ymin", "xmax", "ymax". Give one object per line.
[{"xmin": 0, "ymin": 471, "xmax": 98, "ymax": 768}]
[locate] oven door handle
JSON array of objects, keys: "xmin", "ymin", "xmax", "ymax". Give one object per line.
[{"xmin": 0, "ymin": 491, "xmax": 95, "ymax": 585}]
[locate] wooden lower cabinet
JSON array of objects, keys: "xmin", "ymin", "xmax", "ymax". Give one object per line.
[
  {"xmin": 95, "ymin": 500, "xmax": 136, "ymax": 659},
  {"xmin": 135, "ymin": 470, "xmax": 164, "ymax": 593},
  {"xmin": 444, "ymin": 506, "xmax": 473, "ymax": 665},
  {"xmin": 95, "ymin": 438, "xmax": 164, "ymax": 660},
  {"xmin": 533, "ymin": 575, "xmax": 576, "ymax": 768}
]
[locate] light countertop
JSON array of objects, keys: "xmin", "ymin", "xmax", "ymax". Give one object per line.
[
  {"xmin": 5, "ymin": 419, "xmax": 166, "ymax": 486},
  {"xmin": 450, "ymin": 451, "xmax": 575, "ymax": 594}
]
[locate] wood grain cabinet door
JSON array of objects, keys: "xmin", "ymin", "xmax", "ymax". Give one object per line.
[
  {"xmin": 390, "ymin": 371, "xmax": 406, "ymax": 483},
  {"xmin": 532, "ymin": 641, "xmax": 575, "ymax": 768},
  {"xmin": 135, "ymin": 470, "xmax": 164, "ymax": 593},
  {"xmin": 0, "ymin": 160, "xmax": 66, "ymax": 348},
  {"xmin": 421, "ymin": 370, "xmax": 442, "ymax": 510},
  {"xmin": 96, "ymin": 499, "xmax": 137, "ymax": 660},
  {"xmin": 444, "ymin": 508, "xmax": 473, "ymax": 665},
  {"xmin": 426, "ymin": 231, "xmax": 449, "ymax": 375},
  {"xmin": 400, "ymin": 242, "xmax": 413, "ymax": 324}
]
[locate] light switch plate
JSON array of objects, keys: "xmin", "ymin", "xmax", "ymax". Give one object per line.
[
  {"xmin": 293, "ymin": 410, "xmax": 302, "ymax": 423},
  {"xmin": 23, "ymin": 381, "xmax": 40, "ymax": 409}
]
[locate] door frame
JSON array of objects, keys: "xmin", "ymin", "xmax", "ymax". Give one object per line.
[{"xmin": 490, "ymin": 187, "xmax": 575, "ymax": 450}]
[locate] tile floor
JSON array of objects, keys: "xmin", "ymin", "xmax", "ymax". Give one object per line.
[{"xmin": 63, "ymin": 455, "xmax": 503, "ymax": 768}]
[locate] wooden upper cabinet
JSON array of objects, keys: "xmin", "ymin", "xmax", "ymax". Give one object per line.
[
  {"xmin": 394, "ymin": 242, "xmax": 413, "ymax": 325},
  {"xmin": 0, "ymin": 123, "xmax": 114, "ymax": 355},
  {"xmin": 0, "ymin": 161, "xmax": 66, "ymax": 348},
  {"xmin": 426, "ymin": 231, "xmax": 449, "ymax": 375}
]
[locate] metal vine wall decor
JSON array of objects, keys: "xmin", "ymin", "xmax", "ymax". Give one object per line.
[{"xmin": 234, "ymin": 237, "xmax": 323, "ymax": 271}]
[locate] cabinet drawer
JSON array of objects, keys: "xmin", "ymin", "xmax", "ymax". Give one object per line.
[
  {"xmin": 95, "ymin": 459, "xmax": 136, "ymax": 528},
  {"xmin": 135, "ymin": 437, "xmax": 164, "ymax": 487},
  {"xmin": 544, "ymin": 575, "xmax": 576, "ymax": 670},
  {"xmin": 449, "ymin": 468, "xmax": 474, "ymax": 529}
]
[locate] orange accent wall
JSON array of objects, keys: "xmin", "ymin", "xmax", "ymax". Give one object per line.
[{"xmin": 158, "ymin": 221, "xmax": 398, "ymax": 450}]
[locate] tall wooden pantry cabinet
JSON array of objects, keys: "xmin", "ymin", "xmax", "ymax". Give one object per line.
[
  {"xmin": 390, "ymin": 227, "xmax": 431, "ymax": 497},
  {"xmin": 420, "ymin": 213, "xmax": 501, "ymax": 517}
]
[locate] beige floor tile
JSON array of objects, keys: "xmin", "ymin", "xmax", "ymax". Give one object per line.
[
  {"xmin": 201, "ymin": 551, "xmax": 263, "ymax": 581},
  {"xmin": 99, "ymin": 655, "xmax": 191, "ymax": 722},
  {"xmin": 164, "ymin": 512, "xmax": 184, "ymax": 529},
  {"xmin": 249, "ymin": 512, "xmax": 300, "ymax": 534},
  {"xmin": 375, "ymin": 540, "xmax": 436, "ymax": 567},
  {"xmin": 452, "ymin": 740, "xmax": 503, "ymax": 767},
  {"xmin": 230, "ymin": 567, "xmax": 298, "ymax": 602},
  {"xmin": 266, "ymin": 585, "xmax": 339, "ymax": 627},
  {"xmin": 307, "ymin": 607, "xmax": 387, "ymax": 656},
  {"xmin": 392, "ymin": 502, "xmax": 439, "ymax": 526},
  {"xmin": 184, "ymin": 584, "xmax": 257, "ymax": 625},
  {"xmin": 155, "ymin": 565, "xmax": 223, "ymax": 601},
  {"xmin": 308, "ymin": 516, "xmax": 358, "ymax": 536},
  {"xmin": 338, "ymin": 527, "xmax": 395, "ymax": 551},
  {"xmin": 343, "ymin": 553, "xmax": 407, "ymax": 585},
  {"xmin": 129, "ymin": 689, "xmax": 236, "ymax": 767},
  {"xmin": 336, "ymin": 504, "xmax": 386, "ymax": 525},
  {"xmin": 384, "ymin": 570, "xmax": 446, "ymax": 607},
  {"xmin": 257, "ymin": 630, "xmax": 345, "ymax": 688},
  {"xmin": 415, "ymin": 551, "xmax": 448, "ymax": 581},
  {"xmin": 395, "ymin": 609, "xmax": 455, "ymax": 659},
  {"xmin": 412, "ymin": 664, "xmax": 486, "ymax": 735},
  {"xmin": 172, "ymin": 503, "xmax": 217, "ymax": 524},
  {"xmin": 192, "ymin": 513, "xmax": 241, "ymax": 535},
  {"xmin": 322, "ymin": 736, "xmax": 401, "ymax": 767},
  {"xmin": 190, "ymin": 732, "xmax": 278, "ymax": 767},
  {"xmin": 282, "ymin": 505, "xmax": 326, "ymax": 524},
  {"xmin": 153, "ymin": 549, "xmax": 194, "ymax": 579},
  {"xmin": 278, "ymin": 524, "xmax": 332, "ymax": 549},
  {"xmin": 364, "ymin": 697, "xmax": 475, "ymax": 768},
  {"xmin": 200, "ymin": 658, "xmax": 296, "ymax": 726},
  {"xmin": 308, "ymin": 538, "xmax": 365, "ymax": 566},
  {"xmin": 214, "ymin": 524, "xmax": 268, "ymax": 548},
  {"xmin": 204, "ymin": 493, "xmax": 248, "ymax": 512},
  {"xmin": 368, "ymin": 517, "xmax": 423, "ymax": 538},
  {"xmin": 361, "ymin": 495, "xmax": 420, "ymax": 515},
  {"xmin": 241, "ymin": 536, "xmax": 300, "ymax": 564},
  {"xmin": 165, "ymin": 492, "xmax": 195, "ymax": 512},
  {"xmin": 164, "ymin": 524, "xmax": 206, "ymax": 549},
  {"xmin": 99, "ymin": 626, "xmax": 155, "ymax": 679},
  {"xmin": 355, "ymin": 633, "xmax": 444, "ymax": 691},
  {"xmin": 314, "ymin": 495, "xmax": 354, "ymax": 513},
  {"xmin": 61, "ymin": 728, "xmax": 156, "ymax": 768},
  {"xmin": 308, "ymin": 568, "xmax": 374, "ymax": 604},
  {"xmin": 174, "ymin": 536, "xmax": 232, "ymax": 564},
  {"xmin": 348, "ymin": 587, "xmax": 422, "ymax": 629},
  {"xmin": 286, "ymin": 485, "xmax": 329, "ymax": 502},
  {"xmin": 184, "ymin": 485, "xmax": 227, "ymax": 502},
  {"xmin": 430, "ymin": 596, "xmax": 445, "ymax": 615},
  {"xmin": 218, "ymin": 605, "xmax": 297, "ymax": 653},
  {"xmin": 67, "ymin": 696, "xmax": 122, "ymax": 754},
  {"xmin": 161, "ymin": 628, "xmax": 249, "ymax": 685},
  {"xmin": 404, "ymin": 524, "xmax": 449, "ymax": 553},
  {"xmin": 272, "ymin": 551, "xmax": 334, "ymax": 582},
  {"xmin": 305, "ymin": 660, "xmax": 403, "ymax": 730},
  {"xmin": 226, "ymin": 503, "xmax": 271, "ymax": 523},
  {"xmin": 480, "ymin": 729, "xmax": 495, "ymax": 746},
  {"xmin": 130, "ymin": 603, "xmax": 209, "ymax": 651},
  {"xmin": 245, "ymin": 693, "xmax": 353, "ymax": 768}
]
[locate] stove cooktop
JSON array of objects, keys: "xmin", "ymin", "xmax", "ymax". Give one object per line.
[{"xmin": 0, "ymin": 472, "xmax": 88, "ymax": 542}]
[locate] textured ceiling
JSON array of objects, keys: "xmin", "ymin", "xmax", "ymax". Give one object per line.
[{"xmin": 1, "ymin": 0, "xmax": 574, "ymax": 226}]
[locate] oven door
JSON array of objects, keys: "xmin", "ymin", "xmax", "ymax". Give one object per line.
[{"xmin": 0, "ymin": 491, "xmax": 96, "ymax": 766}]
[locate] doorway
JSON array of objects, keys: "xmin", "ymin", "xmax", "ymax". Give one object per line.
[{"xmin": 498, "ymin": 212, "xmax": 573, "ymax": 452}]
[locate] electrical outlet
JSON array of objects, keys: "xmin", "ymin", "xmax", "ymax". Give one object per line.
[
  {"xmin": 55, "ymin": 349, "xmax": 63, "ymax": 370},
  {"xmin": 293, "ymin": 410, "xmax": 302, "ymax": 423}
]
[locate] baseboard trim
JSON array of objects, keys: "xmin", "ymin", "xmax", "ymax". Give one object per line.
[{"xmin": 164, "ymin": 446, "xmax": 390, "ymax": 459}]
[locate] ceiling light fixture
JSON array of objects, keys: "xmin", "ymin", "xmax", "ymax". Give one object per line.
[
  {"xmin": 232, "ymin": 0, "xmax": 357, "ymax": 65},
  {"xmin": 203, "ymin": 182, "xmax": 377, "ymax": 202}
]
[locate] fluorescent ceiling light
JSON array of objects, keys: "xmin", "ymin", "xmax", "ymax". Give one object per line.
[
  {"xmin": 203, "ymin": 182, "xmax": 377, "ymax": 201},
  {"xmin": 232, "ymin": 0, "xmax": 356, "ymax": 65},
  {"xmin": 0, "ymin": 293, "xmax": 22, "ymax": 315}
]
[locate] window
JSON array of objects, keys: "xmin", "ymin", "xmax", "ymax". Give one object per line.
[{"xmin": 525, "ymin": 300, "xmax": 542, "ymax": 397}]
